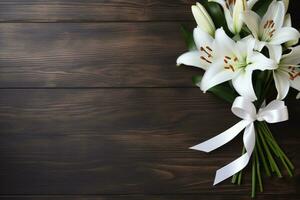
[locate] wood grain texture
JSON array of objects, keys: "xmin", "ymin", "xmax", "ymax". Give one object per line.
[
  {"xmin": 0, "ymin": 0, "xmax": 194, "ymax": 22},
  {"xmin": 0, "ymin": 194, "xmax": 299, "ymax": 200},
  {"xmin": 0, "ymin": 0, "xmax": 299, "ymax": 199},
  {"xmin": 0, "ymin": 89, "xmax": 298, "ymax": 195},
  {"xmin": 0, "ymin": 0, "xmax": 299, "ymax": 25},
  {"xmin": 0, "ymin": 23, "xmax": 199, "ymax": 88}
]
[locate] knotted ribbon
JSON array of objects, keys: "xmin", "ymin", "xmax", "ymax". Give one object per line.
[{"xmin": 190, "ymin": 96, "xmax": 288, "ymax": 185}]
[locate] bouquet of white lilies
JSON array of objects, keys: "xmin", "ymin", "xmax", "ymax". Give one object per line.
[{"xmin": 177, "ymin": 0, "xmax": 299, "ymax": 197}]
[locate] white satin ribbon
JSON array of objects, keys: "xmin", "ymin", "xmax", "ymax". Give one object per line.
[{"xmin": 190, "ymin": 96, "xmax": 288, "ymax": 185}]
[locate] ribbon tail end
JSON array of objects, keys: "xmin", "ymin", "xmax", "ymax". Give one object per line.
[
  {"xmin": 189, "ymin": 144, "xmax": 209, "ymax": 152},
  {"xmin": 213, "ymin": 175, "xmax": 223, "ymax": 186}
]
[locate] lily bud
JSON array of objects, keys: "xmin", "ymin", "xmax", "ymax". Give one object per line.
[
  {"xmin": 233, "ymin": 0, "xmax": 247, "ymax": 34},
  {"xmin": 191, "ymin": 2, "xmax": 216, "ymax": 36}
]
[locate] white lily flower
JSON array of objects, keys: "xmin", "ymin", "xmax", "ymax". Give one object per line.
[
  {"xmin": 176, "ymin": 27, "xmax": 216, "ymax": 70},
  {"xmin": 200, "ymin": 28, "xmax": 276, "ymax": 101},
  {"xmin": 192, "ymin": 2, "xmax": 216, "ymax": 35},
  {"xmin": 243, "ymin": 0, "xmax": 300, "ymax": 59},
  {"xmin": 272, "ymin": 46, "xmax": 300, "ymax": 100},
  {"xmin": 209, "ymin": 0, "xmax": 258, "ymax": 34}
]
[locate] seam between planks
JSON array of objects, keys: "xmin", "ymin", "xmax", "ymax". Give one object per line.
[{"xmin": 0, "ymin": 20, "xmax": 194, "ymax": 24}]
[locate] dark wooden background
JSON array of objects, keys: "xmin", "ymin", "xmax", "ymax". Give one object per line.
[{"xmin": 0, "ymin": 0, "xmax": 299, "ymax": 199}]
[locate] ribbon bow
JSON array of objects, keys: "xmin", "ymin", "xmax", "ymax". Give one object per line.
[{"xmin": 190, "ymin": 96, "xmax": 288, "ymax": 185}]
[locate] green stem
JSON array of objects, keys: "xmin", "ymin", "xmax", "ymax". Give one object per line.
[
  {"xmin": 231, "ymin": 175, "xmax": 237, "ymax": 184},
  {"xmin": 255, "ymin": 147, "xmax": 263, "ymax": 192},
  {"xmin": 237, "ymin": 167, "xmax": 243, "ymax": 185},
  {"xmin": 232, "ymin": 147, "xmax": 245, "ymax": 184},
  {"xmin": 255, "ymin": 123, "xmax": 271, "ymax": 176},
  {"xmin": 255, "ymin": 71, "xmax": 273, "ymax": 109},
  {"xmin": 262, "ymin": 132, "xmax": 280, "ymax": 157},
  {"xmin": 260, "ymin": 122, "xmax": 294, "ymax": 177},
  {"xmin": 257, "ymin": 123, "xmax": 282, "ymax": 177},
  {"xmin": 231, "ymin": 173, "xmax": 238, "ymax": 184},
  {"xmin": 259, "ymin": 123, "xmax": 280, "ymax": 156},
  {"xmin": 262, "ymin": 122, "xmax": 294, "ymax": 170},
  {"xmin": 251, "ymin": 153, "xmax": 256, "ymax": 198},
  {"xmin": 280, "ymin": 155, "xmax": 294, "ymax": 177}
]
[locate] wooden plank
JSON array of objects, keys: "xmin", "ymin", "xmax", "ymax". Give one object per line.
[
  {"xmin": 0, "ymin": 194, "xmax": 299, "ymax": 200},
  {"xmin": 0, "ymin": 0, "xmax": 299, "ymax": 26},
  {"xmin": 0, "ymin": 0, "xmax": 299, "ymax": 25},
  {"xmin": 0, "ymin": 23, "xmax": 199, "ymax": 88},
  {"xmin": 0, "ymin": 89, "xmax": 298, "ymax": 194},
  {"xmin": 0, "ymin": 0, "xmax": 193, "ymax": 22}
]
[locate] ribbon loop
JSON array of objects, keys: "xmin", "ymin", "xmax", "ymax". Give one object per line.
[
  {"xmin": 190, "ymin": 96, "xmax": 289, "ymax": 185},
  {"xmin": 231, "ymin": 96, "xmax": 257, "ymax": 121},
  {"xmin": 257, "ymin": 101, "xmax": 289, "ymax": 123}
]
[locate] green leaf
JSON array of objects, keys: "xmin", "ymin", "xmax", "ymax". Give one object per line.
[
  {"xmin": 192, "ymin": 75, "xmax": 237, "ymax": 103},
  {"xmin": 252, "ymin": 0, "xmax": 273, "ymax": 17},
  {"xmin": 209, "ymin": 83, "xmax": 238, "ymax": 103},
  {"xmin": 192, "ymin": 75, "xmax": 203, "ymax": 85},
  {"xmin": 180, "ymin": 25, "xmax": 196, "ymax": 50},
  {"xmin": 254, "ymin": 71, "xmax": 267, "ymax": 99}
]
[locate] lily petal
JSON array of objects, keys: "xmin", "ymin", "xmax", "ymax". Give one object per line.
[
  {"xmin": 247, "ymin": 51, "xmax": 276, "ymax": 71},
  {"xmin": 260, "ymin": 1, "xmax": 285, "ymax": 32},
  {"xmin": 281, "ymin": 45, "xmax": 300, "ymax": 65},
  {"xmin": 232, "ymin": 70, "xmax": 257, "ymax": 101},
  {"xmin": 177, "ymin": 51, "xmax": 208, "ymax": 70},
  {"xmin": 273, "ymin": 70, "xmax": 291, "ymax": 99},
  {"xmin": 200, "ymin": 59, "xmax": 237, "ymax": 92},
  {"xmin": 296, "ymin": 92, "xmax": 300, "ymax": 99},
  {"xmin": 243, "ymin": 11, "xmax": 261, "ymax": 38},
  {"xmin": 290, "ymin": 70, "xmax": 300, "ymax": 91},
  {"xmin": 284, "ymin": 14, "xmax": 299, "ymax": 47},
  {"xmin": 236, "ymin": 36, "xmax": 255, "ymax": 60},
  {"xmin": 270, "ymin": 27, "xmax": 300, "ymax": 45},
  {"xmin": 193, "ymin": 27, "xmax": 214, "ymax": 50},
  {"xmin": 255, "ymin": 40, "xmax": 267, "ymax": 51},
  {"xmin": 215, "ymin": 28, "xmax": 236, "ymax": 57},
  {"xmin": 266, "ymin": 44, "xmax": 282, "ymax": 63}
]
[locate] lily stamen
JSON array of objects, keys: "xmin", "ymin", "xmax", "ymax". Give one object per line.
[
  {"xmin": 287, "ymin": 66, "xmax": 300, "ymax": 80},
  {"xmin": 201, "ymin": 56, "xmax": 212, "ymax": 64},
  {"xmin": 262, "ymin": 20, "xmax": 277, "ymax": 41},
  {"xmin": 223, "ymin": 55, "xmax": 238, "ymax": 72},
  {"xmin": 288, "ymin": 72, "xmax": 300, "ymax": 80},
  {"xmin": 200, "ymin": 46, "xmax": 213, "ymax": 57},
  {"xmin": 206, "ymin": 46, "xmax": 212, "ymax": 51},
  {"xmin": 224, "ymin": 65, "xmax": 235, "ymax": 72}
]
